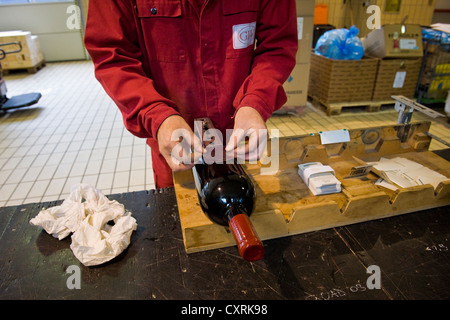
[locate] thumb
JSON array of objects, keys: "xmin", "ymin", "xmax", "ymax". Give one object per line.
[{"xmin": 225, "ymin": 128, "xmax": 245, "ymax": 152}]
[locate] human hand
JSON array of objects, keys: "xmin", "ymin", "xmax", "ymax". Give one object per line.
[
  {"xmin": 157, "ymin": 115, "xmax": 203, "ymax": 171},
  {"xmin": 225, "ymin": 107, "xmax": 268, "ymax": 162}
]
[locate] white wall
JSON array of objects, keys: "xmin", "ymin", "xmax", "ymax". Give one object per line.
[
  {"xmin": 433, "ymin": 0, "xmax": 450, "ymax": 24},
  {"xmin": 0, "ymin": 1, "xmax": 87, "ymax": 62}
]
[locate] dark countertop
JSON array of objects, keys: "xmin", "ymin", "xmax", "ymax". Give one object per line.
[
  {"xmin": 0, "ymin": 187, "xmax": 449, "ymax": 301},
  {"xmin": 1, "ymin": 149, "xmax": 450, "ymax": 302}
]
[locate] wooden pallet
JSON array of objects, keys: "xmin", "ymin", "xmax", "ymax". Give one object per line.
[
  {"xmin": 174, "ymin": 121, "xmax": 450, "ymax": 254},
  {"xmin": 1, "ymin": 59, "xmax": 46, "ymax": 75},
  {"xmin": 308, "ymin": 95, "xmax": 396, "ymax": 116}
]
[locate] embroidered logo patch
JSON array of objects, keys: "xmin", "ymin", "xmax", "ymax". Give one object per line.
[{"xmin": 232, "ymin": 22, "xmax": 256, "ymax": 49}]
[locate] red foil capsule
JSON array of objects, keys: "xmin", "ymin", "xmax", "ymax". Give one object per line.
[{"xmin": 228, "ymin": 213, "xmax": 265, "ymax": 262}]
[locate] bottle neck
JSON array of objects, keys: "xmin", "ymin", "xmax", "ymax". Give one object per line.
[{"xmin": 225, "ymin": 203, "xmax": 247, "ymax": 222}]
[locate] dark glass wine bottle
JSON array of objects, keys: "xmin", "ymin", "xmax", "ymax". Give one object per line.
[{"xmin": 192, "ymin": 160, "xmax": 265, "ymax": 262}]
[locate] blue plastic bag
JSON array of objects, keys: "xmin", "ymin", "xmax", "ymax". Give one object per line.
[
  {"xmin": 422, "ymin": 28, "xmax": 450, "ymax": 45},
  {"xmin": 315, "ymin": 25, "xmax": 364, "ymax": 60}
]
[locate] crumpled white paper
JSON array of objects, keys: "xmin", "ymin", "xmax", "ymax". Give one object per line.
[{"xmin": 30, "ymin": 183, "xmax": 137, "ymax": 266}]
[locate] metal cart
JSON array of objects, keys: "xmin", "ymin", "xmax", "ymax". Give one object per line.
[
  {"xmin": 415, "ymin": 28, "xmax": 450, "ymax": 105},
  {"xmin": 0, "ymin": 41, "xmax": 41, "ymax": 114}
]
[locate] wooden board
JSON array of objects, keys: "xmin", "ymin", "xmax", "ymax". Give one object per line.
[
  {"xmin": 1, "ymin": 59, "xmax": 46, "ymax": 74},
  {"xmin": 174, "ymin": 121, "xmax": 450, "ymax": 253}
]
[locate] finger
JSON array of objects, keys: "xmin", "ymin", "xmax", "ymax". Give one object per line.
[
  {"xmin": 173, "ymin": 128, "xmax": 201, "ymax": 164},
  {"xmin": 160, "ymin": 125, "xmax": 199, "ymax": 171},
  {"xmin": 165, "ymin": 146, "xmax": 190, "ymax": 171},
  {"xmin": 167, "ymin": 134, "xmax": 193, "ymax": 167},
  {"xmin": 234, "ymin": 130, "xmax": 254, "ymax": 161},
  {"xmin": 252, "ymin": 129, "xmax": 268, "ymax": 161},
  {"xmin": 191, "ymin": 132, "xmax": 205, "ymax": 164},
  {"xmin": 170, "ymin": 154, "xmax": 181, "ymax": 166},
  {"xmin": 245, "ymin": 128, "xmax": 259, "ymax": 154},
  {"xmin": 167, "ymin": 147, "xmax": 195, "ymax": 171},
  {"xmin": 246, "ymin": 136, "xmax": 267, "ymax": 161},
  {"xmin": 235, "ymin": 129, "xmax": 268, "ymax": 161},
  {"xmin": 169, "ymin": 141, "xmax": 184, "ymax": 165},
  {"xmin": 225, "ymin": 128, "xmax": 245, "ymax": 152},
  {"xmin": 256, "ymin": 133, "xmax": 268, "ymax": 160}
]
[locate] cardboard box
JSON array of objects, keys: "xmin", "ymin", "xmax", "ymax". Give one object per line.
[
  {"xmin": 372, "ymin": 58, "xmax": 422, "ymax": 101},
  {"xmin": 308, "ymin": 52, "xmax": 379, "ymax": 103},
  {"xmin": 294, "ymin": 1, "xmax": 315, "ymax": 64},
  {"xmin": 283, "ymin": 63, "xmax": 310, "ymax": 107},
  {"xmin": 0, "ymin": 31, "xmax": 44, "ymax": 70},
  {"xmin": 314, "ymin": 4, "xmax": 328, "ymax": 25},
  {"xmin": 362, "ymin": 24, "xmax": 423, "ymax": 59},
  {"xmin": 296, "ymin": 16, "xmax": 314, "ymax": 64},
  {"xmin": 296, "ymin": 0, "xmax": 315, "ymax": 16}
]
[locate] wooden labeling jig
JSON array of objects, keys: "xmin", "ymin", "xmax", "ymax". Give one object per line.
[{"xmin": 173, "ymin": 121, "xmax": 450, "ymax": 253}]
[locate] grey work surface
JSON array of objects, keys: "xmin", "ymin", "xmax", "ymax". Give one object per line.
[{"xmin": 0, "ymin": 185, "xmax": 449, "ymax": 301}]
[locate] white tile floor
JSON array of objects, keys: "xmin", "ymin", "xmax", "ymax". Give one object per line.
[
  {"xmin": 0, "ymin": 61, "xmax": 154, "ymax": 207},
  {"xmin": 1, "ymin": 60, "xmax": 450, "ymax": 208}
]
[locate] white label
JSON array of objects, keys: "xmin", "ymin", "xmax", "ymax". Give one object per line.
[
  {"xmin": 232, "ymin": 22, "xmax": 256, "ymax": 49},
  {"xmin": 297, "ymin": 17, "xmax": 304, "ymax": 40},
  {"xmin": 393, "ymin": 71, "xmax": 407, "ymax": 88},
  {"xmin": 400, "ymin": 39, "xmax": 418, "ymax": 50},
  {"xmin": 319, "ymin": 129, "xmax": 350, "ymax": 145}
]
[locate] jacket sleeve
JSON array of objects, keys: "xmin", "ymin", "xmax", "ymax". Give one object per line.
[
  {"xmin": 233, "ymin": 0, "xmax": 298, "ymax": 120},
  {"xmin": 84, "ymin": 0, "xmax": 180, "ymax": 139}
]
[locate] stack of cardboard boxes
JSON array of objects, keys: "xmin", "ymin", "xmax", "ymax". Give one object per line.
[
  {"xmin": 308, "ymin": 54, "xmax": 379, "ymax": 104},
  {"xmin": 307, "ymin": 23, "xmax": 424, "ymax": 112},
  {"xmin": 362, "ymin": 24, "xmax": 423, "ymax": 101},
  {"xmin": 281, "ymin": 0, "xmax": 315, "ymax": 110},
  {"xmin": 0, "ymin": 31, "xmax": 44, "ymax": 72}
]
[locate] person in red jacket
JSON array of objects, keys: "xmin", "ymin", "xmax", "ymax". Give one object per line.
[{"xmin": 84, "ymin": 0, "xmax": 298, "ymax": 188}]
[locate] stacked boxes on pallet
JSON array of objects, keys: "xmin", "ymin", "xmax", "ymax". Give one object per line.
[
  {"xmin": 363, "ymin": 24, "xmax": 423, "ymax": 102},
  {"xmin": 308, "ymin": 24, "xmax": 424, "ymax": 115},
  {"xmin": 308, "ymin": 54, "xmax": 378, "ymax": 104},
  {"xmin": 371, "ymin": 58, "xmax": 422, "ymax": 101},
  {"xmin": 0, "ymin": 31, "xmax": 44, "ymax": 72}
]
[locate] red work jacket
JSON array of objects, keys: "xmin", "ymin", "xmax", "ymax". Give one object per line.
[{"xmin": 84, "ymin": 0, "xmax": 298, "ymax": 187}]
